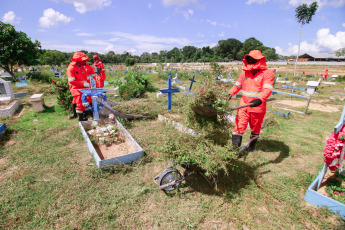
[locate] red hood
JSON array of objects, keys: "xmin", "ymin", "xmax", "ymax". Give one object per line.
[
  {"xmin": 242, "ymin": 50, "xmax": 267, "ymax": 71},
  {"xmin": 93, "ymin": 55, "xmax": 100, "ymax": 62},
  {"xmin": 71, "ymin": 52, "xmax": 88, "ymax": 63}
]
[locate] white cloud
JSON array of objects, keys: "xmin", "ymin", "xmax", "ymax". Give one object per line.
[
  {"xmin": 39, "ymin": 8, "xmax": 73, "ymax": 28},
  {"xmin": 246, "ymin": 0, "xmax": 269, "ymax": 5},
  {"xmin": 218, "ymin": 32, "xmax": 225, "ymax": 37},
  {"xmin": 316, "ymin": 28, "xmax": 345, "ymax": 51},
  {"xmin": 63, "ymin": 0, "xmax": 112, "ymax": 13},
  {"xmin": 148, "ymin": 3, "xmax": 152, "ymax": 9},
  {"xmin": 342, "ymin": 23, "xmax": 345, "ymax": 27},
  {"xmin": 207, "ymin": 19, "xmax": 217, "ymax": 26},
  {"xmin": 76, "ymin": 33, "xmax": 94, "ymax": 36},
  {"xmin": 108, "ymin": 31, "xmax": 191, "ymax": 46},
  {"xmin": 181, "ymin": 9, "xmax": 194, "ymax": 19},
  {"xmin": 2, "ymin": 11, "xmax": 21, "ymax": 24},
  {"xmin": 84, "ymin": 40, "xmax": 112, "ymax": 46},
  {"xmin": 163, "ymin": 0, "xmax": 198, "ymax": 7},
  {"xmin": 276, "ymin": 28, "xmax": 345, "ymax": 55}
]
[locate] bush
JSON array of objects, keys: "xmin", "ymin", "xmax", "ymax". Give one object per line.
[
  {"xmin": 51, "ymin": 77, "xmax": 73, "ymax": 113},
  {"xmin": 124, "ymin": 58, "xmax": 135, "ymax": 66},
  {"xmin": 119, "ymin": 71, "xmax": 156, "ymax": 100},
  {"xmin": 26, "ymin": 70, "xmax": 52, "ymax": 83}
]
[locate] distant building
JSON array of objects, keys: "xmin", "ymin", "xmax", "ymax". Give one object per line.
[{"xmin": 299, "ymin": 53, "xmax": 345, "ymax": 62}]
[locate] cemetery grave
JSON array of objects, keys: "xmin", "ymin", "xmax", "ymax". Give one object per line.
[{"xmin": 1, "ymin": 64, "xmax": 345, "ymax": 229}]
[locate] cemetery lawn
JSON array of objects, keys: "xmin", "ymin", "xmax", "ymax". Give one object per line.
[{"xmin": 1, "ymin": 68, "xmax": 345, "ymax": 229}]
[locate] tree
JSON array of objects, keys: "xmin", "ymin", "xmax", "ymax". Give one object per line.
[
  {"xmin": 41, "ymin": 50, "xmax": 66, "ymax": 67},
  {"xmin": 240, "ymin": 37, "xmax": 263, "ymax": 57},
  {"xmin": 0, "ymin": 21, "xmax": 41, "ymax": 79},
  {"xmin": 336, "ymin": 48, "xmax": 345, "ymax": 57},
  {"xmin": 215, "ymin": 38, "xmax": 243, "ymax": 61},
  {"xmin": 262, "ymin": 47, "xmax": 279, "ymax": 61},
  {"xmin": 181, "ymin": 46, "xmax": 197, "ymax": 62},
  {"xmin": 293, "ymin": 1, "xmax": 318, "ymax": 76}
]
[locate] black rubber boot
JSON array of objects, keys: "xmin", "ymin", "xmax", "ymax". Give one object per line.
[
  {"xmin": 232, "ymin": 134, "xmax": 242, "ymax": 148},
  {"xmin": 248, "ymin": 133, "xmax": 260, "ymax": 153},
  {"xmin": 78, "ymin": 113, "xmax": 88, "ymax": 121},
  {"xmin": 68, "ymin": 103, "xmax": 77, "ymax": 119}
]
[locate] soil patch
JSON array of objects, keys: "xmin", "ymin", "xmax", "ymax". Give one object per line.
[
  {"xmin": 95, "ymin": 141, "xmax": 136, "ymax": 160},
  {"xmin": 276, "ymin": 100, "xmax": 341, "ymax": 112}
]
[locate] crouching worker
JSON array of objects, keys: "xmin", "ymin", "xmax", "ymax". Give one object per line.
[
  {"xmin": 227, "ymin": 50, "xmax": 274, "ymax": 153},
  {"xmin": 67, "ymin": 52, "xmax": 92, "ymax": 121}
]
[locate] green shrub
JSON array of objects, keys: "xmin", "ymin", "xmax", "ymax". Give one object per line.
[
  {"xmin": 119, "ymin": 71, "xmax": 156, "ymax": 100},
  {"xmin": 51, "ymin": 77, "xmax": 73, "ymax": 113},
  {"xmin": 26, "ymin": 70, "xmax": 52, "ymax": 83}
]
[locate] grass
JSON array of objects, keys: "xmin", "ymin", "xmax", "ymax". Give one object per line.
[{"xmin": 1, "ymin": 65, "xmax": 345, "ymax": 229}]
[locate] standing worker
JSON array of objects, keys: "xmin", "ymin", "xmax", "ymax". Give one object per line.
[
  {"xmin": 67, "ymin": 52, "xmax": 92, "ymax": 121},
  {"xmin": 324, "ymin": 69, "xmax": 328, "ymax": 80},
  {"xmin": 227, "ymin": 50, "xmax": 274, "ymax": 153},
  {"xmin": 93, "ymin": 55, "xmax": 106, "ymax": 88}
]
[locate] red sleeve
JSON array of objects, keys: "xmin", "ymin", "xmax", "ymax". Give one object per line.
[
  {"xmin": 259, "ymin": 70, "xmax": 274, "ymax": 102},
  {"xmin": 67, "ymin": 65, "xmax": 85, "ymax": 88},
  {"xmin": 228, "ymin": 72, "xmax": 244, "ymax": 96}
]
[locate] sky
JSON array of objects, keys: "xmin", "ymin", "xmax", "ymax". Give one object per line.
[{"xmin": 1, "ymin": 0, "xmax": 345, "ymax": 57}]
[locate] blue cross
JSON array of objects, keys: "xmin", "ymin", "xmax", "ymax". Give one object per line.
[
  {"xmin": 79, "ymin": 75, "xmax": 107, "ymax": 120},
  {"xmin": 188, "ymin": 74, "xmax": 196, "ymax": 91},
  {"xmin": 159, "ymin": 72, "xmax": 180, "ymax": 110}
]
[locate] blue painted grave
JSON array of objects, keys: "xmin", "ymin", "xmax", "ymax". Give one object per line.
[
  {"xmin": 79, "ymin": 75, "xmax": 107, "ymax": 120},
  {"xmin": 159, "ymin": 72, "xmax": 180, "ymax": 110},
  {"xmin": 304, "ymin": 105, "xmax": 345, "ymax": 219},
  {"xmin": 0, "ymin": 123, "xmax": 6, "ymax": 138},
  {"xmin": 282, "ymin": 85, "xmax": 306, "ymax": 91}
]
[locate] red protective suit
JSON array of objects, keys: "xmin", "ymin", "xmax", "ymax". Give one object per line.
[
  {"xmin": 228, "ymin": 50, "xmax": 274, "ymax": 135},
  {"xmin": 93, "ymin": 55, "xmax": 106, "ymax": 88},
  {"xmin": 67, "ymin": 52, "xmax": 91, "ymax": 113},
  {"xmin": 324, "ymin": 69, "xmax": 328, "ymax": 79}
]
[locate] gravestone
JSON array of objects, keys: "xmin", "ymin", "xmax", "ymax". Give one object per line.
[
  {"xmin": 306, "ymin": 78, "xmax": 322, "ymax": 95},
  {"xmin": 0, "ymin": 78, "xmax": 14, "ymax": 101}
]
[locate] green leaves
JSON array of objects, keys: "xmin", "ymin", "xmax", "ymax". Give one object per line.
[
  {"xmin": 0, "ymin": 21, "xmax": 41, "ymax": 79},
  {"xmin": 295, "ymin": 1, "xmax": 318, "ymax": 25}
]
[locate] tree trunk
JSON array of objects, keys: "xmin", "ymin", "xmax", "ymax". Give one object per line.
[{"xmin": 293, "ymin": 23, "xmax": 304, "ymax": 77}]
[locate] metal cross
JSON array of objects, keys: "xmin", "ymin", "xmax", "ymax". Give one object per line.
[
  {"xmin": 188, "ymin": 74, "xmax": 196, "ymax": 91},
  {"xmin": 79, "ymin": 75, "xmax": 107, "ymax": 120},
  {"xmin": 159, "ymin": 72, "xmax": 180, "ymax": 110}
]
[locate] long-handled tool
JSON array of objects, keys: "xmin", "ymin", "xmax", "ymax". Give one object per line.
[
  {"xmin": 222, "ymin": 98, "xmax": 276, "ymax": 133},
  {"xmin": 226, "ymin": 98, "xmax": 276, "ymax": 112}
]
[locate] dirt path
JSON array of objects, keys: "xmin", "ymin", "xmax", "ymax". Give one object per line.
[{"xmin": 275, "ymin": 100, "xmax": 342, "ymax": 112}]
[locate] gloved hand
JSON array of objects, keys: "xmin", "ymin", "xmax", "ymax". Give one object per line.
[
  {"xmin": 250, "ymin": 98, "xmax": 262, "ymax": 107},
  {"xmin": 83, "ymin": 83, "xmax": 90, "ymax": 88}
]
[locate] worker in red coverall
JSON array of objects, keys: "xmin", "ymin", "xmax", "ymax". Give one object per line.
[
  {"xmin": 324, "ymin": 69, "xmax": 328, "ymax": 79},
  {"xmin": 67, "ymin": 52, "xmax": 92, "ymax": 121},
  {"xmin": 93, "ymin": 55, "xmax": 106, "ymax": 88},
  {"xmin": 227, "ymin": 50, "xmax": 274, "ymax": 153}
]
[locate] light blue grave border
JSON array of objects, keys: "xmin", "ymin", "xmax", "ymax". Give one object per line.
[
  {"xmin": 0, "ymin": 123, "xmax": 6, "ymax": 138},
  {"xmin": 304, "ymin": 163, "xmax": 345, "ymax": 219},
  {"xmin": 79, "ymin": 118, "xmax": 144, "ymax": 169}
]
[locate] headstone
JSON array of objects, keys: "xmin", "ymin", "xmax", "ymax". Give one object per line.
[
  {"xmin": 331, "ymin": 75, "xmax": 338, "ymax": 80},
  {"xmin": 0, "ymin": 78, "xmax": 14, "ymax": 100},
  {"xmin": 29, "ymin": 94, "xmax": 45, "ymax": 112},
  {"xmin": 306, "ymin": 78, "xmax": 322, "ymax": 95}
]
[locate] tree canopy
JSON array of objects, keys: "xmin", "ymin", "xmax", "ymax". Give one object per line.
[{"xmin": 0, "ymin": 21, "xmax": 41, "ymax": 78}]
